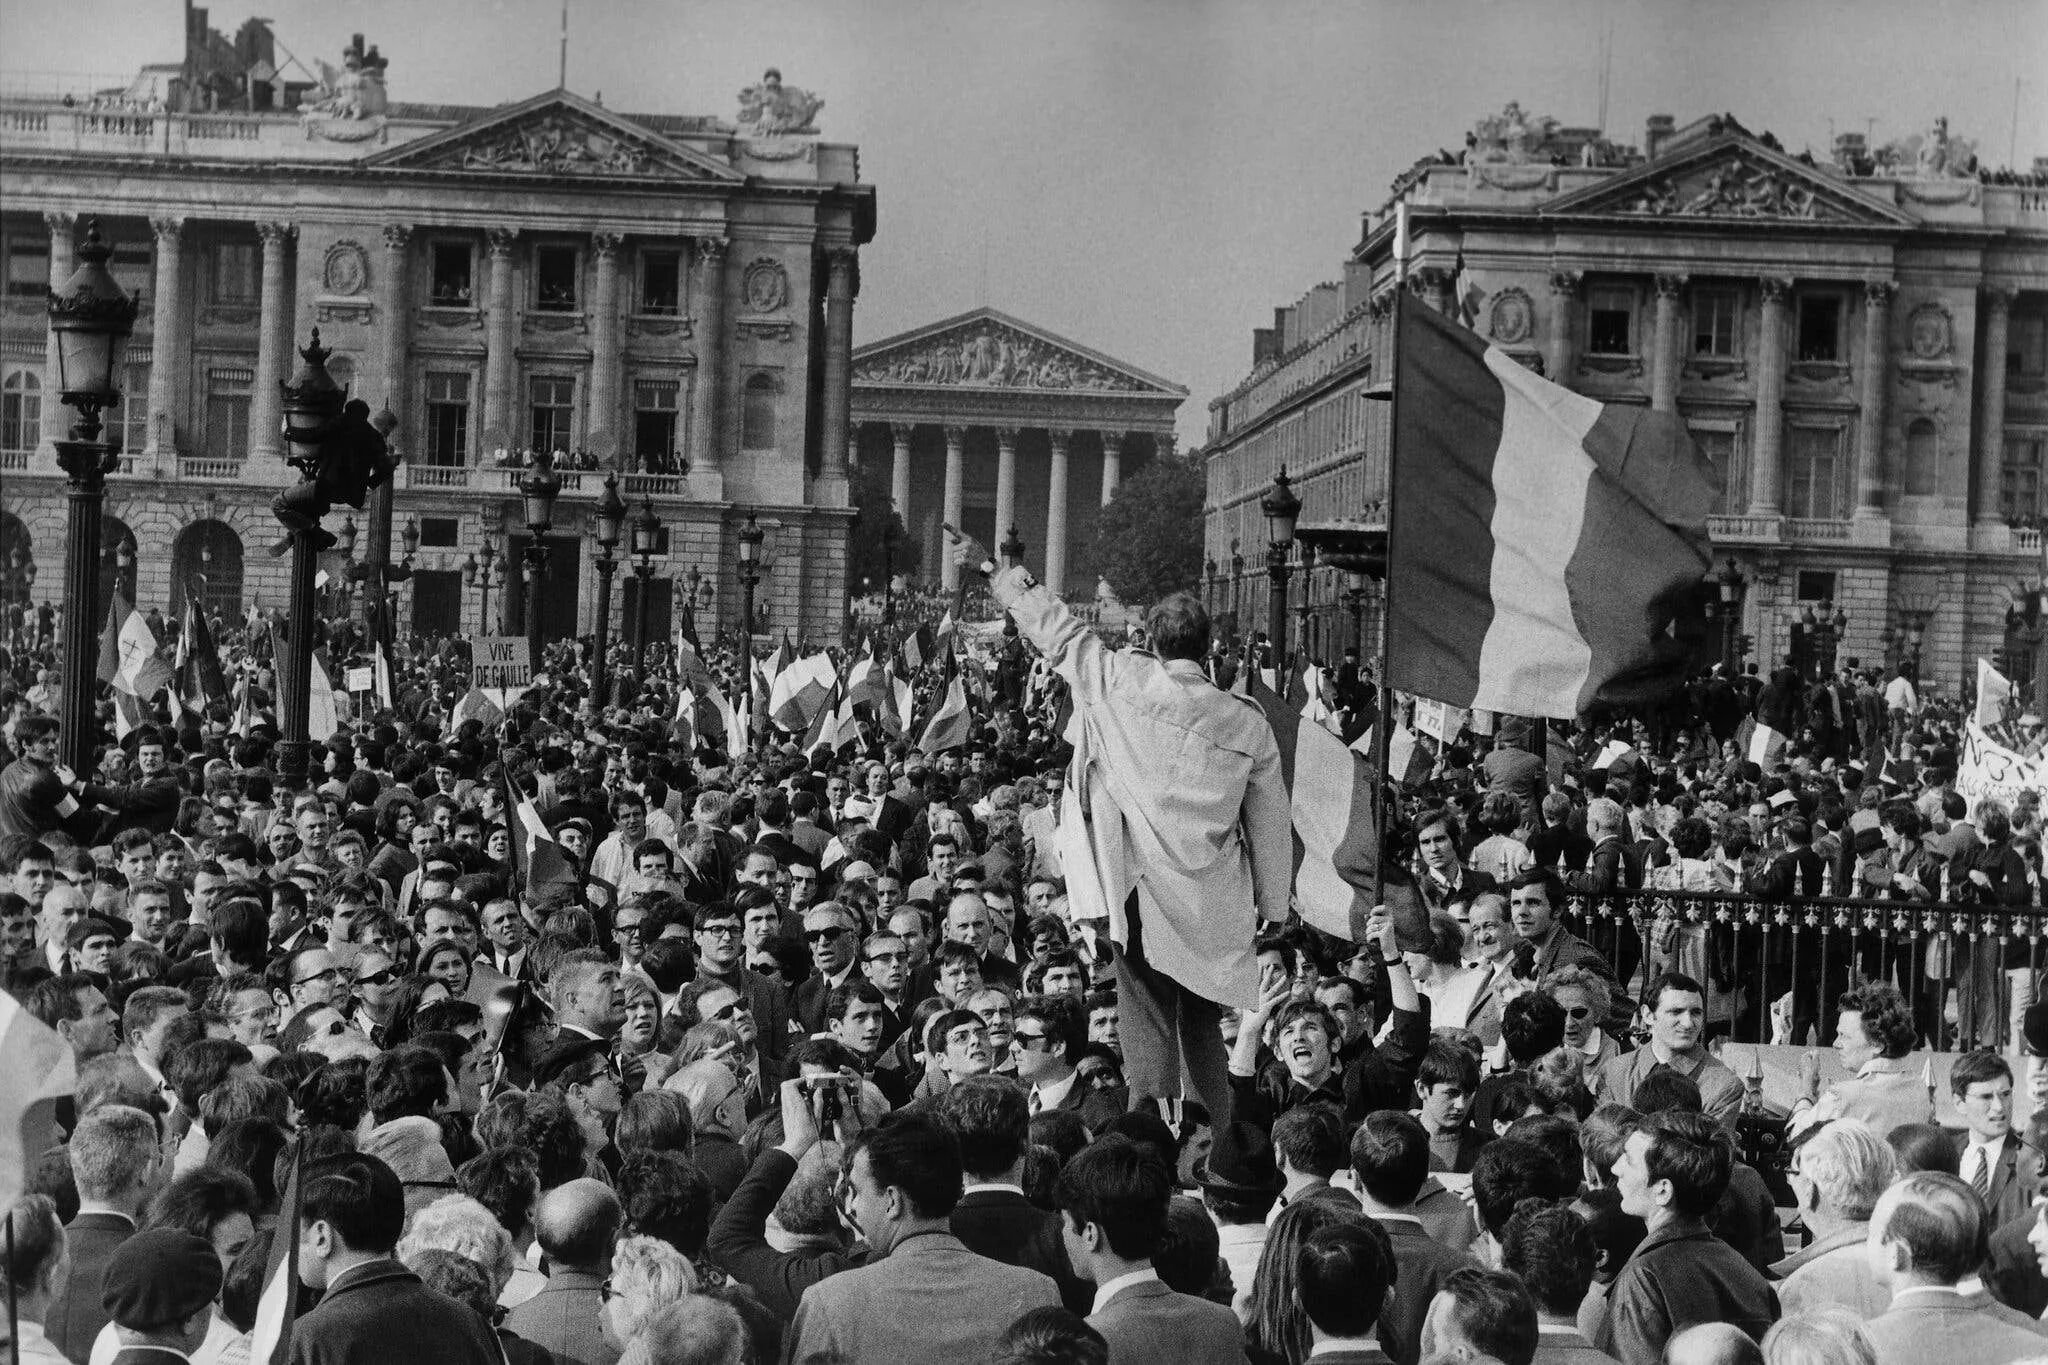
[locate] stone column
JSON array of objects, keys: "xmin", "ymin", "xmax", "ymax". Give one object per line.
[
  {"xmin": 480, "ymin": 227, "xmax": 519, "ymax": 456},
  {"xmin": 1651, "ymin": 273, "xmax": 1686, "ymax": 413},
  {"xmin": 377, "ymin": 223, "xmax": 411, "ymax": 445},
  {"xmin": 38, "ymin": 212, "xmax": 74, "ymax": 460},
  {"xmin": 1046, "ymin": 428, "xmax": 1071, "ymax": 596},
  {"xmin": 815, "ymin": 247, "xmax": 855, "ymax": 504},
  {"xmin": 890, "ymin": 423, "xmax": 914, "ymax": 519},
  {"xmin": 248, "ymin": 222, "xmax": 293, "ymax": 467},
  {"xmin": 1975, "ymin": 285, "xmax": 2018, "ymax": 526},
  {"xmin": 993, "ymin": 426, "xmax": 1019, "ymax": 545},
  {"xmin": 941, "ymin": 424, "xmax": 966, "ymax": 593},
  {"xmin": 1855, "ymin": 278, "xmax": 1896, "ymax": 518},
  {"xmin": 1749, "ymin": 277, "xmax": 1792, "ymax": 516},
  {"xmin": 588, "ymin": 231, "xmax": 624, "ymax": 467},
  {"xmin": 690, "ymin": 235, "xmax": 728, "ymax": 493},
  {"xmin": 144, "ymin": 216, "xmax": 185, "ymax": 460},
  {"xmin": 1100, "ymin": 431, "xmax": 1123, "ymax": 506},
  {"xmin": 1545, "ymin": 272, "xmax": 1580, "ymax": 387}
]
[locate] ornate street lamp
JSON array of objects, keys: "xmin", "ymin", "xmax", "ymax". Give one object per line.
[
  {"xmin": 1229, "ymin": 539, "xmax": 1244, "ymax": 644},
  {"xmin": 737, "ymin": 512, "xmax": 764, "ymax": 646},
  {"xmin": 589, "ymin": 473, "xmax": 625, "ymax": 712},
  {"xmin": 1261, "ymin": 467, "xmax": 1301, "ymax": 676},
  {"xmin": 1709, "ymin": 558, "xmax": 1747, "ymax": 671},
  {"xmin": 274, "ymin": 329, "xmax": 348, "ymax": 788},
  {"xmin": 463, "ymin": 536, "xmax": 502, "ymax": 635},
  {"xmin": 1001, "ymin": 524, "xmax": 1026, "ymax": 569},
  {"xmin": 881, "ymin": 519, "xmax": 899, "ymax": 627},
  {"xmin": 520, "ymin": 451, "xmax": 561, "ymax": 669},
  {"xmin": 360, "ymin": 401, "xmax": 402, "ymax": 647},
  {"xmin": 46, "ymin": 218, "xmax": 138, "ymax": 775},
  {"xmin": 115, "ymin": 534, "xmax": 135, "ymax": 601},
  {"xmin": 630, "ymin": 495, "xmax": 662, "ymax": 688},
  {"xmin": 1345, "ymin": 565, "xmax": 1371, "ymax": 657}
]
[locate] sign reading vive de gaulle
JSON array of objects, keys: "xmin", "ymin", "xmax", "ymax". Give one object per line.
[{"xmin": 472, "ymin": 637, "xmax": 532, "ymax": 690}]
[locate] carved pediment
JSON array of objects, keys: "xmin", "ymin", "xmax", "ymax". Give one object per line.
[
  {"xmin": 369, "ymin": 91, "xmax": 742, "ymax": 183},
  {"xmin": 852, "ymin": 309, "xmax": 1185, "ymax": 397},
  {"xmin": 1543, "ymin": 135, "xmax": 1911, "ymax": 227}
]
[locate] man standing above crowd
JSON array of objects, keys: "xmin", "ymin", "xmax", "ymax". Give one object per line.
[
  {"xmin": 962, "ymin": 525, "xmax": 1289, "ymax": 1125},
  {"xmin": 1593, "ymin": 972, "xmax": 1741, "ymax": 1125}
]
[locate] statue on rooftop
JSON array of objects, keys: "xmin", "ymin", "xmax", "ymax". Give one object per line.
[
  {"xmin": 737, "ymin": 68, "xmax": 823, "ymax": 136},
  {"xmin": 303, "ymin": 34, "xmax": 387, "ymax": 120}
]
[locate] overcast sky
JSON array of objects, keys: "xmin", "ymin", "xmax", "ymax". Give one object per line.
[{"xmin": 6, "ymin": 0, "xmax": 2045, "ymax": 446}]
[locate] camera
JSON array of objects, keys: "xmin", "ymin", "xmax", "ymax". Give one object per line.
[{"xmin": 799, "ymin": 1073, "xmax": 845, "ymax": 1126}]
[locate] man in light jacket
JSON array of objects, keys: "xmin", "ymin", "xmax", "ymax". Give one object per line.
[{"xmin": 958, "ymin": 527, "xmax": 1289, "ymax": 1125}]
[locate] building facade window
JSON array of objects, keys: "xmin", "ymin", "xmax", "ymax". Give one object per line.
[
  {"xmin": 418, "ymin": 516, "xmax": 460, "ymax": 548},
  {"xmin": 1, "ymin": 371, "xmax": 40, "ymax": 454},
  {"xmin": 118, "ymin": 362, "xmax": 149, "ymax": 452},
  {"xmin": 204, "ymin": 368, "xmax": 252, "ymax": 461},
  {"xmin": 535, "ymin": 246, "xmax": 579, "ymax": 312},
  {"xmin": 640, "ymin": 251, "xmax": 680, "ymax": 315},
  {"xmin": 1904, "ymin": 417, "xmax": 1940, "ymax": 497},
  {"xmin": 1692, "ymin": 290, "xmax": 1740, "ymax": 357},
  {"xmin": 1690, "ymin": 424, "xmax": 1746, "ymax": 515},
  {"xmin": 634, "ymin": 379, "xmax": 680, "ymax": 471},
  {"xmin": 1795, "ymin": 570, "xmax": 1837, "ymax": 603},
  {"xmin": 211, "ymin": 242, "xmax": 259, "ymax": 305},
  {"xmin": 4, "ymin": 237, "xmax": 48, "ymax": 297},
  {"xmin": 529, "ymin": 375, "xmax": 575, "ymax": 452},
  {"xmin": 430, "ymin": 242, "xmax": 473, "ymax": 305},
  {"xmin": 425, "ymin": 372, "xmax": 470, "ymax": 466},
  {"xmin": 1796, "ymin": 293, "xmax": 1844, "ymax": 362},
  {"xmin": 1586, "ymin": 285, "xmax": 1635, "ymax": 356},
  {"xmin": 2005, "ymin": 434, "xmax": 2047, "ymax": 524},
  {"xmin": 1786, "ymin": 424, "xmax": 1845, "ymax": 519},
  {"xmin": 2012, "ymin": 310, "xmax": 2047, "ymax": 382},
  {"xmin": 741, "ymin": 373, "xmax": 778, "ymax": 449},
  {"xmin": 109, "ymin": 242, "xmax": 151, "ymax": 297}
]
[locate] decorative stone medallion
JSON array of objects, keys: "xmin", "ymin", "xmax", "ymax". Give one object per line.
[
  {"xmin": 323, "ymin": 240, "xmax": 369, "ymax": 296},
  {"xmin": 1907, "ymin": 302, "xmax": 1953, "ymax": 360},
  {"xmin": 742, "ymin": 257, "xmax": 788, "ymax": 314},
  {"xmin": 1488, "ymin": 287, "xmax": 1535, "ymax": 345}
]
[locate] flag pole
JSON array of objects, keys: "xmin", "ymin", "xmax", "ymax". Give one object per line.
[
  {"xmin": 1371, "ymin": 205, "xmax": 1409, "ymax": 914},
  {"xmin": 6, "ymin": 1208, "xmax": 18, "ymax": 1365}
]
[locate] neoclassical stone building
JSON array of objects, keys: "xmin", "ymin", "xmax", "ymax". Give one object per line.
[
  {"xmin": 851, "ymin": 308, "xmax": 1185, "ymax": 597},
  {"xmin": 0, "ymin": 45, "xmax": 873, "ymax": 646},
  {"xmin": 1204, "ymin": 107, "xmax": 2048, "ymax": 696}
]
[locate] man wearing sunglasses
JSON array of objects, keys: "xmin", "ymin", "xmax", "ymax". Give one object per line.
[
  {"xmin": 793, "ymin": 903, "xmax": 862, "ymax": 1037},
  {"xmin": 692, "ymin": 901, "xmax": 793, "ymax": 1079},
  {"xmin": 349, "ymin": 950, "xmax": 404, "ymax": 1047}
]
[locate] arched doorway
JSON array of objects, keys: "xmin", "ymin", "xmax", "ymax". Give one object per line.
[
  {"xmin": 0, "ymin": 512, "xmax": 33, "ymax": 631},
  {"xmin": 171, "ymin": 519, "xmax": 244, "ymax": 623},
  {"xmin": 97, "ymin": 513, "xmax": 134, "ymax": 625}
]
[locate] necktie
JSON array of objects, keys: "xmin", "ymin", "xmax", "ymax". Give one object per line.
[
  {"xmin": 1028, "ymin": 1088, "xmax": 1043, "ymax": 1116},
  {"xmin": 1972, "ymin": 1145, "xmax": 1993, "ymax": 1199}
]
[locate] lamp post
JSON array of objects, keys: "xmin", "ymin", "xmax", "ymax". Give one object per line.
[
  {"xmin": 335, "ymin": 515, "xmax": 359, "ymax": 624},
  {"xmin": 629, "ymin": 495, "xmax": 662, "ymax": 688},
  {"xmin": 1799, "ymin": 600, "xmax": 1847, "ymax": 680},
  {"xmin": 881, "ymin": 520, "xmax": 899, "ymax": 627},
  {"xmin": 384, "ymin": 514, "xmax": 418, "ymax": 645},
  {"xmin": 1709, "ymin": 558, "xmax": 1747, "ymax": 673},
  {"xmin": 463, "ymin": 537, "xmax": 501, "ymax": 635},
  {"xmin": 519, "ymin": 450, "xmax": 561, "ymax": 670},
  {"xmin": 1261, "ymin": 467, "xmax": 1301, "ymax": 676},
  {"xmin": 360, "ymin": 402, "xmax": 401, "ymax": 647},
  {"xmin": 274, "ymin": 329, "xmax": 348, "ymax": 790},
  {"xmin": 1345, "ymin": 566, "xmax": 1371, "ymax": 657},
  {"xmin": 589, "ymin": 473, "xmax": 625, "ymax": 712},
  {"xmin": 737, "ymin": 512, "xmax": 764, "ymax": 647},
  {"xmin": 1229, "ymin": 540, "xmax": 1244, "ymax": 646},
  {"xmin": 46, "ymin": 218, "xmax": 138, "ymax": 776},
  {"xmin": 1294, "ymin": 542, "xmax": 1316, "ymax": 665}
]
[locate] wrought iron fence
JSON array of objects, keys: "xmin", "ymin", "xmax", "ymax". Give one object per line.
[{"xmin": 1556, "ymin": 886, "xmax": 2048, "ymax": 1056}]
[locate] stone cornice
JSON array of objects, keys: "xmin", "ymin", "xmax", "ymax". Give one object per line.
[{"xmin": 850, "ymin": 389, "xmax": 1181, "ymax": 428}]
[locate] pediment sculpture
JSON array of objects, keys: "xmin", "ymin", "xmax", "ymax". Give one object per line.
[
  {"xmin": 856, "ymin": 324, "xmax": 1145, "ymax": 392},
  {"xmin": 1611, "ymin": 154, "xmax": 1854, "ymax": 221},
  {"xmin": 457, "ymin": 114, "xmax": 654, "ymax": 175},
  {"xmin": 301, "ymin": 34, "xmax": 388, "ymax": 121},
  {"xmin": 737, "ymin": 68, "xmax": 823, "ymax": 137}
]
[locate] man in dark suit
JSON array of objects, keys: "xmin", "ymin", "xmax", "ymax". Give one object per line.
[
  {"xmin": 938, "ymin": 1075, "xmax": 1092, "ymax": 1314},
  {"xmin": 47, "ymin": 1103, "xmax": 162, "ymax": 1362},
  {"xmin": 1297, "ymin": 1220, "xmax": 1399, "ymax": 1363},
  {"xmin": 1953, "ymin": 1050, "xmax": 2044, "ymax": 1234},
  {"xmin": 1055, "ymin": 1138, "xmax": 1248, "ymax": 1365},
  {"xmin": 1352, "ymin": 1112, "xmax": 1479, "ymax": 1365},
  {"xmin": 99, "ymin": 1228, "xmax": 222, "ymax": 1365},
  {"xmin": 791, "ymin": 903, "xmax": 862, "ymax": 1038},
  {"xmin": 288, "ymin": 1152, "xmax": 500, "ymax": 1365}
]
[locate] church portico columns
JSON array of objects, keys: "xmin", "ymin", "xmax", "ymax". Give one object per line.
[
  {"xmin": 1046, "ymin": 429, "xmax": 1071, "ymax": 596},
  {"xmin": 1100, "ymin": 430, "xmax": 1123, "ymax": 506},
  {"xmin": 941, "ymin": 424, "xmax": 966, "ymax": 593},
  {"xmin": 890, "ymin": 423, "xmax": 914, "ymax": 520},
  {"xmin": 993, "ymin": 426, "xmax": 1019, "ymax": 555}
]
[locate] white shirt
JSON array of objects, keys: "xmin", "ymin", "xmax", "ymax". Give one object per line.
[
  {"xmin": 1963, "ymin": 1137, "xmax": 2001, "ymax": 1189},
  {"xmin": 962, "ymin": 1182, "xmax": 1026, "ymax": 1197},
  {"xmin": 1031, "ymin": 1069, "xmax": 1078, "ymax": 1114},
  {"xmin": 1309, "ymin": 1342, "xmax": 1382, "ymax": 1359},
  {"xmin": 1091, "ymin": 1267, "xmax": 1161, "ymax": 1314},
  {"xmin": 89, "ymin": 1310, "xmax": 232, "ymax": 1365}
]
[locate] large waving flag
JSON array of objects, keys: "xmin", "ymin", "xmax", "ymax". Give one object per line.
[
  {"xmin": 0, "ymin": 989, "xmax": 74, "ymax": 1209},
  {"xmin": 307, "ymin": 652, "xmax": 339, "ymax": 742},
  {"xmin": 917, "ymin": 676, "xmax": 971, "ymax": 755},
  {"xmin": 1387, "ymin": 293, "xmax": 1714, "ymax": 719},
  {"xmin": 1977, "ymin": 656, "xmax": 2018, "ymax": 732},
  {"xmin": 504, "ymin": 766, "xmax": 578, "ymax": 896},
  {"xmin": 770, "ymin": 652, "xmax": 838, "ymax": 733},
  {"xmin": 176, "ymin": 587, "xmax": 229, "ymax": 714},
  {"xmin": 1247, "ymin": 668, "xmax": 1378, "ymax": 940},
  {"xmin": 102, "ymin": 591, "xmax": 171, "ymax": 738}
]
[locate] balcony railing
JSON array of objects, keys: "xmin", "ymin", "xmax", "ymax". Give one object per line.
[
  {"xmin": 622, "ymin": 473, "xmax": 689, "ymax": 498},
  {"xmin": 406, "ymin": 465, "xmax": 471, "ymax": 490},
  {"xmin": 178, "ymin": 456, "xmax": 244, "ymax": 481},
  {"xmin": 0, "ymin": 450, "xmax": 27, "ymax": 471},
  {"xmin": 1555, "ymin": 886, "xmax": 2048, "ymax": 1057},
  {"xmin": 1786, "ymin": 517, "xmax": 1853, "ymax": 543}
]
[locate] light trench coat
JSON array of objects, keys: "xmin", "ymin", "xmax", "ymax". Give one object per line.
[{"xmin": 995, "ymin": 568, "xmax": 1291, "ymax": 1006}]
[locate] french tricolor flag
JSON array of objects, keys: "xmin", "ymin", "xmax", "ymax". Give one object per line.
[{"xmin": 1387, "ymin": 295, "xmax": 1716, "ymax": 720}]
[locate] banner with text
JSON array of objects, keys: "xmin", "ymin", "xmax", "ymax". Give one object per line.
[
  {"xmin": 472, "ymin": 637, "xmax": 533, "ymax": 691},
  {"xmin": 1958, "ymin": 718, "xmax": 2048, "ymax": 807}
]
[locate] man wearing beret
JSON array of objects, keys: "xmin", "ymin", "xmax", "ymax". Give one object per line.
[
  {"xmin": 288, "ymin": 1152, "xmax": 499, "ymax": 1365},
  {"xmin": 101, "ymin": 1228, "xmax": 222, "ymax": 1365}
]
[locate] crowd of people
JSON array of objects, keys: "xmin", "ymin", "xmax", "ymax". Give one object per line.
[{"xmin": 4, "ymin": 528, "xmax": 2048, "ymax": 1365}]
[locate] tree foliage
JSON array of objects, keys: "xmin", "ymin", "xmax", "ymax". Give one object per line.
[
  {"xmin": 848, "ymin": 456, "xmax": 922, "ymax": 592},
  {"xmin": 1081, "ymin": 454, "xmax": 1204, "ymax": 606}
]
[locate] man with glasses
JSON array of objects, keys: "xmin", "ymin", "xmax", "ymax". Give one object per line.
[
  {"xmin": 212, "ymin": 974, "xmax": 279, "ymax": 1049},
  {"xmin": 794, "ymin": 903, "xmax": 862, "ymax": 1036},
  {"xmin": 1013, "ymin": 995, "xmax": 1087, "ymax": 1114},
  {"xmin": 612, "ymin": 899, "xmax": 655, "ymax": 971},
  {"xmin": 693, "ymin": 901, "xmax": 793, "ymax": 1079},
  {"xmin": 860, "ymin": 930, "xmax": 916, "ymax": 1049},
  {"xmin": 348, "ymin": 950, "xmax": 405, "ymax": 1047},
  {"xmin": 0, "ymin": 716, "xmax": 82, "ymax": 840},
  {"xmin": 284, "ymin": 946, "xmax": 346, "ymax": 1012}
]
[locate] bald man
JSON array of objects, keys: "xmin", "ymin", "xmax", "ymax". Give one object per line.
[
  {"xmin": 1665, "ymin": 1322, "xmax": 1764, "ymax": 1365},
  {"xmin": 503, "ymin": 1178, "xmax": 624, "ymax": 1365}
]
